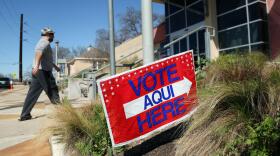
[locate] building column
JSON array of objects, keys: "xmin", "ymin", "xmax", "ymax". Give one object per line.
[
  {"xmin": 205, "ymin": 0, "xmax": 219, "ymax": 60},
  {"xmin": 205, "ymin": 29, "xmax": 211, "ymax": 59},
  {"xmin": 141, "ymin": 0, "xmax": 154, "ymax": 64}
]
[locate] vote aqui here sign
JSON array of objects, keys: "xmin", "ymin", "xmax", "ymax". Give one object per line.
[{"xmin": 97, "ymin": 51, "xmax": 198, "ymax": 147}]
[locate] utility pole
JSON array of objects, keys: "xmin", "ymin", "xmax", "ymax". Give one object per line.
[
  {"xmin": 55, "ymin": 41, "xmax": 59, "ymax": 81},
  {"xmin": 108, "ymin": 0, "xmax": 116, "ymax": 75},
  {"xmin": 19, "ymin": 14, "xmax": 23, "ymax": 82}
]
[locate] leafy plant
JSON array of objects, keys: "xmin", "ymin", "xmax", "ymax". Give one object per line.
[
  {"xmin": 51, "ymin": 100, "xmax": 113, "ymax": 156},
  {"xmin": 246, "ymin": 116, "xmax": 280, "ymax": 155},
  {"xmin": 225, "ymin": 115, "xmax": 280, "ymax": 155}
]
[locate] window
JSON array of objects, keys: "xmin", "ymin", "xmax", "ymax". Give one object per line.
[
  {"xmin": 165, "ymin": 18, "xmax": 170, "ymax": 34},
  {"xmin": 170, "ymin": 4, "xmax": 182, "ymax": 15},
  {"xmin": 173, "ymin": 41, "xmax": 180, "ymax": 54},
  {"xmin": 218, "ymin": 25, "xmax": 248, "ymax": 49},
  {"xmin": 180, "ymin": 38, "xmax": 187, "ymax": 52},
  {"xmin": 169, "ymin": 0, "xmax": 185, "ymax": 6},
  {"xmin": 186, "ymin": 1, "xmax": 205, "ymax": 26},
  {"xmin": 186, "ymin": 0, "xmax": 198, "ymax": 6},
  {"xmin": 217, "ymin": 0, "xmax": 269, "ymax": 54},
  {"xmin": 250, "ymin": 21, "xmax": 268, "ymax": 43},
  {"xmin": 165, "ymin": 4, "xmax": 169, "ymax": 16},
  {"xmin": 251, "ymin": 43, "xmax": 268, "ymax": 53},
  {"xmin": 217, "ymin": 0, "xmax": 245, "ymax": 15},
  {"xmin": 198, "ymin": 30, "xmax": 205, "ymax": 53},
  {"xmin": 170, "ymin": 10, "xmax": 186, "ymax": 33},
  {"xmin": 220, "ymin": 46, "xmax": 249, "ymax": 54},
  {"xmin": 189, "ymin": 33, "xmax": 197, "ymax": 54},
  {"xmin": 218, "ymin": 8, "xmax": 247, "ymax": 30},
  {"xmin": 248, "ymin": 0, "xmax": 265, "ymax": 3},
  {"xmin": 249, "ymin": 2, "xmax": 267, "ymax": 21}
]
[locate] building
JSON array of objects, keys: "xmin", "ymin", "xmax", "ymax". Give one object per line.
[
  {"xmin": 67, "ymin": 57, "xmax": 108, "ymax": 76},
  {"xmin": 115, "ymin": 23, "xmax": 166, "ymax": 62},
  {"xmin": 151, "ymin": 0, "xmax": 280, "ymax": 65},
  {"xmin": 67, "ymin": 47, "xmax": 109, "ymax": 76}
]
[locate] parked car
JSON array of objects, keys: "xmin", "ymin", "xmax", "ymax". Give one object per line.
[{"xmin": 0, "ymin": 77, "xmax": 13, "ymax": 89}]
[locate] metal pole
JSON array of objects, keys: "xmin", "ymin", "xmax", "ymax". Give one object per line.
[
  {"xmin": 141, "ymin": 0, "xmax": 154, "ymax": 65},
  {"xmin": 55, "ymin": 41, "xmax": 59, "ymax": 80},
  {"xmin": 19, "ymin": 14, "xmax": 23, "ymax": 82},
  {"xmin": 205, "ymin": 29, "xmax": 211, "ymax": 60},
  {"xmin": 108, "ymin": 0, "xmax": 116, "ymax": 75},
  {"xmin": 55, "ymin": 41, "xmax": 59, "ymax": 65}
]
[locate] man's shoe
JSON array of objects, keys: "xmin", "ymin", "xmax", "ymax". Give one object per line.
[{"xmin": 18, "ymin": 115, "xmax": 32, "ymax": 121}]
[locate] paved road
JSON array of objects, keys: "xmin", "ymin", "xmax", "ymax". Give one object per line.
[{"xmin": 0, "ymin": 85, "xmax": 52, "ymax": 150}]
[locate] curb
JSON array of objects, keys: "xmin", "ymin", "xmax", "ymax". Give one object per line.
[{"xmin": 49, "ymin": 136, "xmax": 66, "ymax": 156}]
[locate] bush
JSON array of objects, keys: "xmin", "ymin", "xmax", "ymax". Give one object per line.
[
  {"xmin": 176, "ymin": 53, "xmax": 280, "ymax": 155},
  {"xmin": 204, "ymin": 53, "xmax": 267, "ymax": 84},
  {"xmin": 226, "ymin": 115, "xmax": 280, "ymax": 155},
  {"xmin": 51, "ymin": 100, "xmax": 112, "ymax": 156}
]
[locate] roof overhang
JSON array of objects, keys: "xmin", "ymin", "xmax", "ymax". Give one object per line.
[
  {"xmin": 153, "ymin": 0, "xmax": 164, "ymax": 4},
  {"xmin": 67, "ymin": 57, "xmax": 109, "ymax": 65}
]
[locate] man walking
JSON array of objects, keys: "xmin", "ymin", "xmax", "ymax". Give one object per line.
[{"xmin": 19, "ymin": 27, "xmax": 61, "ymax": 121}]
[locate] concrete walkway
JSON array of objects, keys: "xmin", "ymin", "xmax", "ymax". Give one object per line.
[
  {"xmin": 0, "ymin": 85, "xmax": 52, "ymax": 150},
  {"xmin": 0, "ymin": 85, "xmax": 92, "ymax": 155}
]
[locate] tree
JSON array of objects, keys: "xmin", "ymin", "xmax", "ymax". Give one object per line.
[
  {"xmin": 94, "ymin": 7, "xmax": 164, "ymax": 53},
  {"xmin": 80, "ymin": 47, "xmax": 109, "ymax": 58},
  {"xmin": 58, "ymin": 47, "xmax": 73, "ymax": 60},
  {"xmin": 95, "ymin": 29, "xmax": 110, "ymax": 53},
  {"xmin": 118, "ymin": 7, "xmax": 164, "ymax": 42},
  {"xmin": 0, "ymin": 73, "xmax": 4, "ymax": 78},
  {"xmin": 23, "ymin": 65, "xmax": 32, "ymax": 81},
  {"xmin": 71, "ymin": 46, "xmax": 87, "ymax": 57},
  {"xmin": 118, "ymin": 7, "xmax": 142, "ymax": 42},
  {"xmin": 52, "ymin": 47, "xmax": 73, "ymax": 61}
]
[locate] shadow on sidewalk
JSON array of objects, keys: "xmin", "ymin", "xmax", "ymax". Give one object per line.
[{"xmin": 0, "ymin": 104, "xmax": 23, "ymax": 111}]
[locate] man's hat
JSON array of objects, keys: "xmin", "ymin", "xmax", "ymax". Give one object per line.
[{"xmin": 41, "ymin": 27, "xmax": 54, "ymax": 35}]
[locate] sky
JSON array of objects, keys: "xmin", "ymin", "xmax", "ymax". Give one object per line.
[{"xmin": 0, "ymin": 0, "xmax": 164, "ymax": 77}]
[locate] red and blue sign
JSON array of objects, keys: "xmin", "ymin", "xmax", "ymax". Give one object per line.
[{"xmin": 97, "ymin": 51, "xmax": 198, "ymax": 147}]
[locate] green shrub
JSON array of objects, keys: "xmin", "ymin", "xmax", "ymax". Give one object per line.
[
  {"xmin": 176, "ymin": 53, "xmax": 280, "ymax": 155},
  {"xmin": 226, "ymin": 115, "xmax": 280, "ymax": 155},
  {"xmin": 246, "ymin": 116, "xmax": 280, "ymax": 155},
  {"xmin": 204, "ymin": 52, "xmax": 267, "ymax": 85},
  {"xmin": 51, "ymin": 101, "xmax": 112, "ymax": 156}
]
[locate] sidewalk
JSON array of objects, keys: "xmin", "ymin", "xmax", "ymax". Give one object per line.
[
  {"xmin": 0, "ymin": 85, "xmax": 53, "ymax": 155},
  {"xmin": 0, "ymin": 85, "xmax": 92, "ymax": 156}
]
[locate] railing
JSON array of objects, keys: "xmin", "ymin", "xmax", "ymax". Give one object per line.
[
  {"xmin": 155, "ymin": 25, "xmax": 215, "ymax": 69},
  {"xmin": 164, "ymin": 25, "xmax": 215, "ymax": 49}
]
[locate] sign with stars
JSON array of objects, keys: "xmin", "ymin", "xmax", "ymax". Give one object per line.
[{"xmin": 97, "ymin": 51, "xmax": 198, "ymax": 147}]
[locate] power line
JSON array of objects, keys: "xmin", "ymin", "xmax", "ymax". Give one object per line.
[
  {"xmin": 0, "ymin": 7, "xmax": 17, "ymax": 36},
  {"xmin": 23, "ymin": 22, "xmax": 41, "ymax": 44},
  {"xmin": 24, "ymin": 39, "xmax": 35, "ymax": 45},
  {"xmin": 0, "ymin": 62, "xmax": 18, "ymax": 65},
  {"xmin": 2, "ymin": 0, "xmax": 18, "ymax": 25},
  {"xmin": 24, "ymin": 22, "xmax": 37, "ymax": 30},
  {"xmin": 23, "ymin": 27, "xmax": 38, "ymax": 44},
  {"xmin": 8, "ymin": 0, "xmax": 19, "ymax": 15},
  {"xmin": 24, "ymin": 22, "xmax": 41, "ymax": 35},
  {"xmin": 5, "ymin": 0, "xmax": 19, "ymax": 17}
]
